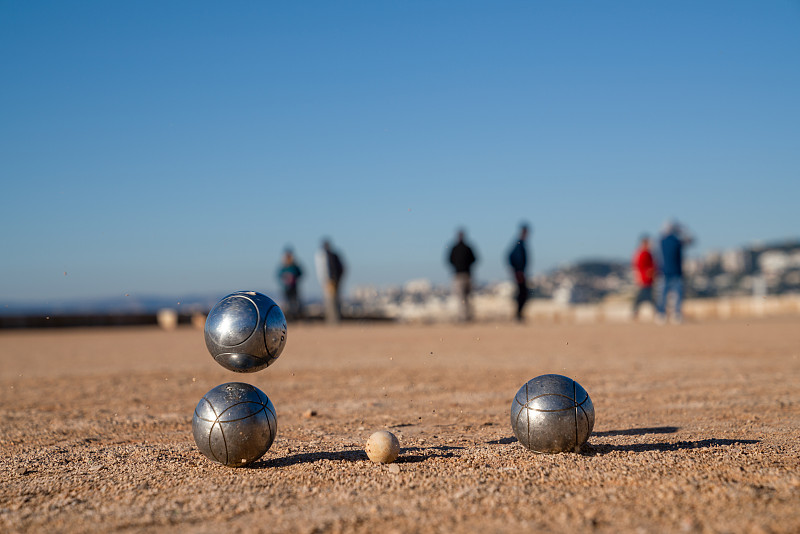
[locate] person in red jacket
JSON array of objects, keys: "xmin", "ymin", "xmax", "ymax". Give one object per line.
[{"xmin": 632, "ymin": 234, "xmax": 656, "ymax": 320}]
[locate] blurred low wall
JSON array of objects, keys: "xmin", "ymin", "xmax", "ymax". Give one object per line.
[
  {"xmin": 390, "ymin": 293, "xmax": 800, "ymax": 324},
  {"xmin": 0, "ymin": 311, "xmax": 208, "ymax": 330},
  {"xmin": 524, "ymin": 294, "xmax": 800, "ymax": 324},
  {"xmin": 3, "ymin": 295, "xmax": 799, "ymax": 328}
]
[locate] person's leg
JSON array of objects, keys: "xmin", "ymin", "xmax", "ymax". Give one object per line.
[
  {"xmin": 673, "ymin": 277, "xmax": 684, "ymax": 323},
  {"xmin": 283, "ymin": 289, "xmax": 292, "ymax": 319},
  {"xmin": 464, "ymin": 275, "xmax": 473, "ymax": 321},
  {"xmin": 459, "ymin": 276, "xmax": 468, "ymax": 321},
  {"xmin": 333, "ymin": 283, "xmax": 342, "ymax": 322},
  {"xmin": 644, "ymin": 286, "xmax": 654, "ymax": 308},
  {"xmin": 632, "ymin": 287, "xmax": 645, "ymax": 318},
  {"xmin": 324, "ymin": 283, "xmax": 340, "ymax": 324},
  {"xmin": 654, "ymin": 278, "xmax": 668, "ymax": 324},
  {"xmin": 453, "ymin": 274, "xmax": 467, "ymax": 321},
  {"xmin": 516, "ymin": 280, "xmax": 528, "ymax": 321},
  {"xmin": 294, "ymin": 289, "xmax": 303, "ymax": 319},
  {"xmin": 657, "ymin": 278, "xmax": 668, "ymax": 316},
  {"xmin": 639, "ymin": 286, "xmax": 656, "ymax": 320},
  {"xmin": 286, "ymin": 287, "xmax": 298, "ymax": 319}
]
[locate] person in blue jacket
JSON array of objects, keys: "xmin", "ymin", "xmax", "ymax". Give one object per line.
[{"xmin": 657, "ymin": 220, "xmax": 694, "ymax": 324}]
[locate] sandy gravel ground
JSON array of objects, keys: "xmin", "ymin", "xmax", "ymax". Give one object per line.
[{"xmin": 1, "ymin": 316, "xmax": 799, "ymax": 533}]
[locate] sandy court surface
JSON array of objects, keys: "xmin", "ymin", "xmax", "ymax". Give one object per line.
[{"xmin": 1, "ymin": 317, "xmax": 799, "ymax": 533}]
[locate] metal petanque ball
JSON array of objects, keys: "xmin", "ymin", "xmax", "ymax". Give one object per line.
[
  {"xmin": 510, "ymin": 374, "xmax": 595, "ymax": 454},
  {"xmin": 192, "ymin": 382, "xmax": 277, "ymax": 467},
  {"xmin": 204, "ymin": 291, "xmax": 287, "ymax": 373}
]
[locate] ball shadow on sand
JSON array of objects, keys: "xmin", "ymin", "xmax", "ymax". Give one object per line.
[
  {"xmin": 250, "ymin": 444, "xmax": 465, "ymax": 469},
  {"xmin": 487, "ymin": 426, "xmax": 681, "ymax": 443},
  {"xmin": 487, "ymin": 437, "xmax": 518, "ymax": 445},
  {"xmin": 252, "ymin": 449, "xmax": 365, "ymax": 468},
  {"xmin": 486, "ymin": 432, "xmax": 759, "ymax": 456},
  {"xmin": 584, "ymin": 438, "xmax": 760, "ymax": 456},
  {"xmin": 593, "ymin": 426, "xmax": 680, "ymax": 437}
]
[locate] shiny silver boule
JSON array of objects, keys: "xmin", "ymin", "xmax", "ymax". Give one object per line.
[
  {"xmin": 510, "ymin": 374, "xmax": 595, "ymax": 453},
  {"xmin": 204, "ymin": 291, "xmax": 287, "ymax": 373},
  {"xmin": 192, "ymin": 382, "xmax": 277, "ymax": 467}
]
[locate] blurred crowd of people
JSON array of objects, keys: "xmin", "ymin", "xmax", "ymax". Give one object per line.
[
  {"xmin": 631, "ymin": 220, "xmax": 694, "ymax": 324},
  {"xmin": 275, "ymin": 224, "xmax": 533, "ymax": 325},
  {"xmin": 275, "ymin": 219, "xmax": 693, "ymax": 325},
  {"xmin": 277, "ymin": 239, "xmax": 345, "ymax": 325},
  {"xmin": 445, "ymin": 224, "xmax": 531, "ymax": 323}
]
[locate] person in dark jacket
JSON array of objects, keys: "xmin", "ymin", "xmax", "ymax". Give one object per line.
[
  {"xmin": 508, "ymin": 224, "xmax": 531, "ymax": 322},
  {"xmin": 316, "ymin": 239, "xmax": 346, "ymax": 324},
  {"xmin": 447, "ymin": 229, "xmax": 478, "ymax": 322},
  {"xmin": 657, "ymin": 220, "xmax": 694, "ymax": 324}
]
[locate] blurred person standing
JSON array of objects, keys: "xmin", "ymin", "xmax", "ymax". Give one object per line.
[
  {"xmin": 631, "ymin": 235, "xmax": 656, "ymax": 320},
  {"xmin": 315, "ymin": 239, "xmax": 345, "ymax": 324},
  {"xmin": 508, "ymin": 223, "xmax": 531, "ymax": 322},
  {"xmin": 277, "ymin": 247, "xmax": 303, "ymax": 320},
  {"xmin": 447, "ymin": 229, "xmax": 478, "ymax": 322},
  {"xmin": 657, "ymin": 220, "xmax": 694, "ymax": 324}
]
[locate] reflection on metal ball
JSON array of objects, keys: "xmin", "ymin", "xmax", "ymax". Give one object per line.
[
  {"xmin": 192, "ymin": 382, "xmax": 277, "ymax": 467},
  {"xmin": 204, "ymin": 291, "xmax": 287, "ymax": 373},
  {"xmin": 510, "ymin": 374, "xmax": 594, "ymax": 453}
]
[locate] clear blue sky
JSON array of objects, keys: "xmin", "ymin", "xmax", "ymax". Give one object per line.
[{"xmin": 2, "ymin": 1, "xmax": 798, "ymax": 303}]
